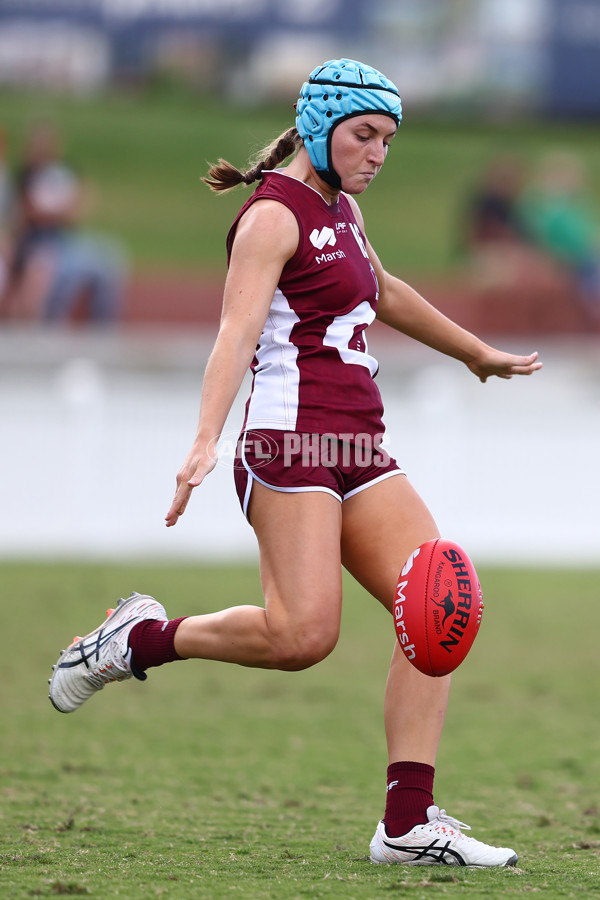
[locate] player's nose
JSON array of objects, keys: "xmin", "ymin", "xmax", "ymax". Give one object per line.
[{"xmin": 367, "ymin": 141, "xmax": 387, "ymax": 167}]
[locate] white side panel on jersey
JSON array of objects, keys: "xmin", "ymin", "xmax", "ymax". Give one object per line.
[
  {"xmin": 323, "ymin": 299, "xmax": 379, "ymax": 375},
  {"xmin": 245, "ymin": 288, "xmax": 301, "ymax": 430},
  {"xmin": 349, "ymin": 221, "xmax": 370, "ymax": 258}
]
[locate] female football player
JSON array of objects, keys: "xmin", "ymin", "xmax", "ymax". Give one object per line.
[{"xmin": 50, "ymin": 59, "xmax": 541, "ymax": 866}]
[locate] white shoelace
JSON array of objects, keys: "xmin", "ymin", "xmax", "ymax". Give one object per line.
[{"xmin": 431, "ymin": 809, "xmax": 472, "ymax": 833}]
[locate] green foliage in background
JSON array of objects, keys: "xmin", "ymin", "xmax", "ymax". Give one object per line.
[
  {"xmin": 2, "ymin": 89, "xmax": 600, "ymax": 275},
  {"xmin": 1, "ymin": 562, "xmax": 599, "ymax": 899}
]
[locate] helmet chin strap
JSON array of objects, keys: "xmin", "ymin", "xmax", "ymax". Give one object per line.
[
  {"xmin": 316, "ymin": 119, "xmax": 342, "ymax": 190},
  {"xmin": 318, "ymin": 166, "xmax": 342, "ymax": 191}
]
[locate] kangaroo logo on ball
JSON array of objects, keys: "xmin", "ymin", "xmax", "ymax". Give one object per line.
[{"xmin": 431, "ymin": 589, "xmax": 455, "ymax": 629}]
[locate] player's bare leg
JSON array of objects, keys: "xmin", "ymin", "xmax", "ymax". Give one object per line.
[
  {"xmin": 174, "ymin": 483, "xmax": 344, "ymax": 670},
  {"xmin": 341, "ymin": 474, "xmax": 449, "ymax": 764}
]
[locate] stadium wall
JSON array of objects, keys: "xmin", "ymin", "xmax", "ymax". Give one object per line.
[{"xmin": 1, "ymin": 329, "xmax": 597, "ymax": 565}]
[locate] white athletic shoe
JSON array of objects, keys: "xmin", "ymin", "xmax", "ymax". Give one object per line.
[
  {"xmin": 49, "ymin": 592, "xmax": 167, "ymax": 714},
  {"xmin": 370, "ymin": 806, "xmax": 518, "ymax": 867}
]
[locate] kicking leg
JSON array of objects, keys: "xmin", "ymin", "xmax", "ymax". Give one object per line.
[{"xmin": 50, "ymin": 485, "xmax": 345, "ymax": 712}]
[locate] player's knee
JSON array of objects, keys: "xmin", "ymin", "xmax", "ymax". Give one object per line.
[{"xmin": 274, "ymin": 628, "xmax": 338, "ymax": 671}]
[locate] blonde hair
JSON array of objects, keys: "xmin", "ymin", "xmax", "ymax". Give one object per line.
[{"xmin": 203, "ymin": 126, "xmax": 303, "ymax": 193}]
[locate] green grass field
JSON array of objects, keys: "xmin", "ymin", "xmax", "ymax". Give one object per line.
[
  {"xmin": 2, "ymin": 89, "xmax": 600, "ymax": 276},
  {"xmin": 1, "ymin": 561, "xmax": 599, "ymax": 899}
]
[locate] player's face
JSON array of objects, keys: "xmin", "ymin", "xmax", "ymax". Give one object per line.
[{"xmin": 330, "ymin": 114, "xmax": 397, "ymax": 194}]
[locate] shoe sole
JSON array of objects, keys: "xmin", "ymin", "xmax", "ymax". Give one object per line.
[{"xmin": 370, "ymin": 851, "xmax": 519, "ymax": 867}]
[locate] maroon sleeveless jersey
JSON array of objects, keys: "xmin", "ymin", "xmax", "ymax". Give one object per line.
[{"xmin": 226, "ymin": 170, "xmax": 386, "ymax": 440}]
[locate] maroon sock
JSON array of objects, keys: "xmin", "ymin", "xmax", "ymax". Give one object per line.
[
  {"xmin": 127, "ymin": 617, "xmax": 188, "ymax": 673},
  {"xmin": 383, "ymin": 761, "xmax": 435, "ymax": 837}
]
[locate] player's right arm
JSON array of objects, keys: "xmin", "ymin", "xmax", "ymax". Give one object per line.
[{"xmin": 165, "ymin": 199, "xmax": 299, "ymax": 526}]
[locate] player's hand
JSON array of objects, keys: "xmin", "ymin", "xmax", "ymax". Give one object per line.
[
  {"xmin": 165, "ymin": 443, "xmax": 217, "ymax": 527},
  {"xmin": 466, "ymin": 349, "xmax": 542, "ymax": 383}
]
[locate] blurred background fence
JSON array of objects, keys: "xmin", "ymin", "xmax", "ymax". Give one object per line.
[{"xmin": 1, "ymin": 0, "xmax": 598, "ymax": 563}]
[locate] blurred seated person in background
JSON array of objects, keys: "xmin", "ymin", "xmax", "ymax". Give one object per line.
[
  {"xmin": 459, "ymin": 153, "xmax": 568, "ymax": 294},
  {"xmin": 463, "ymin": 153, "xmax": 526, "ymax": 247},
  {"xmin": 0, "ymin": 128, "xmax": 13, "ymax": 298},
  {"xmin": 0, "ymin": 120, "xmax": 126, "ymax": 325},
  {"xmin": 517, "ymin": 151, "xmax": 600, "ymax": 325}
]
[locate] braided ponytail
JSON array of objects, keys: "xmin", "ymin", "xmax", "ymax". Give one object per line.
[{"xmin": 203, "ymin": 127, "xmax": 303, "ymax": 193}]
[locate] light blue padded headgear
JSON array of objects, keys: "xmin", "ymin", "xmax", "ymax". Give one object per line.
[{"xmin": 296, "ymin": 58, "xmax": 402, "ymax": 189}]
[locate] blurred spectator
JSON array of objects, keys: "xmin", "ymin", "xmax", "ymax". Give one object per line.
[
  {"xmin": 459, "ymin": 153, "xmax": 559, "ymax": 292},
  {"xmin": 0, "ymin": 120, "xmax": 127, "ymax": 325},
  {"xmin": 517, "ymin": 151, "xmax": 600, "ymax": 325},
  {"xmin": 0, "ymin": 129, "xmax": 13, "ymax": 297},
  {"xmin": 462, "ymin": 153, "xmax": 526, "ymax": 248}
]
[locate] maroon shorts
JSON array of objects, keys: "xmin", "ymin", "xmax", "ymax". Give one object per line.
[{"xmin": 233, "ymin": 429, "xmax": 404, "ymax": 521}]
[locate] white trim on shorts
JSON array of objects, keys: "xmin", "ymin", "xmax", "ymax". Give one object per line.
[
  {"xmin": 240, "ymin": 459, "xmax": 340, "ymax": 521},
  {"xmin": 343, "ymin": 468, "xmax": 406, "ymax": 501}
]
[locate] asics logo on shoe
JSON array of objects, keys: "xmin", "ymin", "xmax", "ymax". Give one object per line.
[
  {"xmin": 383, "ymin": 839, "xmax": 466, "ymax": 866},
  {"xmin": 58, "ymin": 621, "xmax": 131, "ymax": 670}
]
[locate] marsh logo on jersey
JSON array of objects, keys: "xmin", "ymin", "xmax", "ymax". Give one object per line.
[
  {"xmin": 315, "ymin": 249, "xmax": 346, "ymax": 264},
  {"xmin": 310, "ymin": 225, "xmax": 346, "ymax": 264},
  {"xmin": 309, "ymin": 226, "xmax": 336, "ymax": 250}
]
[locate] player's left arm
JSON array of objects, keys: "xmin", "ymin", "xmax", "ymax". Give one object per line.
[{"xmin": 346, "ymin": 195, "xmax": 542, "ymax": 383}]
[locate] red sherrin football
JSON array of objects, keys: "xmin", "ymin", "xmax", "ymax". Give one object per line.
[{"xmin": 394, "ymin": 539, "xmax": 484, "ymax": 677}]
